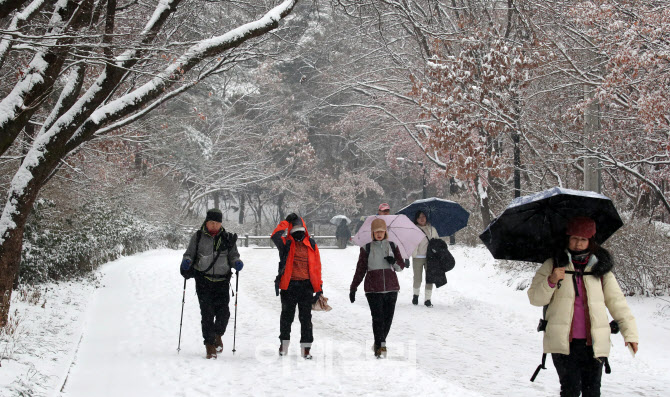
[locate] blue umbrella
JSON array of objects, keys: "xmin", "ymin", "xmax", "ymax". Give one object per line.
[{"xmin": 396, "ymin": 198, "xmax": 470, "ymax": 237}]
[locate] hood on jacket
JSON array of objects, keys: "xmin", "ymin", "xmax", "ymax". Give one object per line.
[
  {"xmin": 554, "ymin": 246, "xmax": 614, "ymax": 277},
  {"xmin": 288, "ymin": 217, "xmax": 310, "ymax": 239}
]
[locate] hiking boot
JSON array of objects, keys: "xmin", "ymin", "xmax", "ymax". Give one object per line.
[
  {"xmin": 205, "ymin": 344, "xmax": 217, "ymax": 359},
  {"xmin": 424, "ymin": 300, "xmax": 433, "ymax": 308},
  {"xmin": 215, "ymin": 334, "xmax": 223, "ymax": 353},
  {"xmin": 302, "ymin": 347, "xmax": 312, "ymax": 360},
  {"xmin": 374, "ymin": 346, "xmax": 387, "ymax": 359},
  {"xmin": 279, "ymin": 341, "xmax": 290, "ymax": 357},
  {"xmin": 412, "ymin": 295, "xmax": 419, "ymax": 305}
]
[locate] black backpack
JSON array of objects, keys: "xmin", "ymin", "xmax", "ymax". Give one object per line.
[{"xmin": 425, "ymin": 238, "xmax": 454, "ymax": 288}]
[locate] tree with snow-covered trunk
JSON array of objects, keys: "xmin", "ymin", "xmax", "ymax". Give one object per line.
[{"xmin": 0, "ymin": 0, "xmax": 299, "ymax": 326}]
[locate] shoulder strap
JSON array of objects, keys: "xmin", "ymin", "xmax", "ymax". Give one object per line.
[
  {"xmin": 309, "ymin": 237, "xmax": 316, "ymax": 250},
  {"xmin": 365, "ymin": 243, "xmax": 371, "ymax": 254}
]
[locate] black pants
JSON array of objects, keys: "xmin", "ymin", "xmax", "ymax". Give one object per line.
[
  {"xmin": 552, "ymin": 339, "xmax": 605, "ymax": 397},
  {"xmin": 279, "ymin": 280, "xmax": 314, "ymax": 344},
  {"xmin": 195, "ymin": 276, "xmax": 230, "ymax": 346},
  {"xmin": 365, "ymin": 292, "xmax": 398, "ymax": 348}
]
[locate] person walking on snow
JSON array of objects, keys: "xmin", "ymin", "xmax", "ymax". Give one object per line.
[
  {"xmin": 411, "ymin": 210, "xmax": 440, "ymax": 307},
  {"xmin": 527, "ymin": 216, "xmax": 639, "ymax": 396},
  {"xmin": 180, "ymin": 209, "xmax": 244, "ymax": 359},
  {"xmin": 349, "ymin": 218, "xmax": 408, "ymax": 358},
  {"xmin": 336, "ymin": 219, "xmax": 351, "ymax": 249},
  {"xmin": 271, "ymin": 213, "xmax": 323, "ymax": 359}
]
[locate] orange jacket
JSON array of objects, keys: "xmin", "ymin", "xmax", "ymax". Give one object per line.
[{"xmin": 270, "ymin": 218, "xmax": 323, "ymax": 293}]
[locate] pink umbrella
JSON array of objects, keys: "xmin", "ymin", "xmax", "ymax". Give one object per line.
[{"xmin": 351, "ymin": 215, "xmax": 425, "ymax": 259}]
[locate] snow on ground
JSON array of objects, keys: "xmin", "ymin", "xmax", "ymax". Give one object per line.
[{"xmin": 2, "ymin": 245, "xmax": 669, "ymax": 396}]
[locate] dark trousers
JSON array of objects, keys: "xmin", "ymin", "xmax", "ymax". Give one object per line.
[
  {"xmin": 279, "ymin": 280, "xmax": 314, "ymax": 344},
  {"xmin": 552, "ymin": 339, "xmax": 605, "ymax": 397},
  {"xmin": 365, "ymin": 291, "xmax": 398, "ymax": 347},
  {"xmin": 195, "ymin": 277, "xmax": 230, "ymax": 345}
]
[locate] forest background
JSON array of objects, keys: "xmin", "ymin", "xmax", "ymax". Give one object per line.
[{"xmin": 1, "ymin": 0, "xmax": 669, "ymax": 326}]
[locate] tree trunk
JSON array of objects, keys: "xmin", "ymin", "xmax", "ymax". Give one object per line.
[
  {"xmin": 277, "ymin": 193, "xmax": 285, "ymax": 221},
  {"xmin": 476, "ymin": 175, "xmax": 492, "ymax": 226},
  {"xmin": 238, "ymin": 193, "xmax": 245, "ymax": 224},
  {"xmin": 513, "ymin": 130, "xmax": 521, "ymax": 198},
  {"xmin": 0, "ymin": 183, "xmax": 41, "ymax": 326}
]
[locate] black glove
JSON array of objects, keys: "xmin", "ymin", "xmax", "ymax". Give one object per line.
[
  {"xmin": 349, "ymin": 290, "xmax": 356, "ymax": 303},
  {"xmin": 274, "ymin": 274, "xmax": 281, "ymax": 297},
  {"xmin": 227, "ymin": 232, "xmax": 238, "ymax": 249},
  {"xmin": 312, "ymin": 291, "xmax": 323, "ymax": 304},
  {"xmin": 286, "ymin": 213, "xmax": 299, "ymax": 223},
  {"xmin": 384, "ymin": 256, "xmax": 395, "ymax": 264}
]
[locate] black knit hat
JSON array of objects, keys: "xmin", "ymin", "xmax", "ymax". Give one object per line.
[{"xmin": 205, "ymin": 209, "xmax": 223, "ymax": 223}]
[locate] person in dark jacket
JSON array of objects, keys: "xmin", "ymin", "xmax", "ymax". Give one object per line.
[
  {"xmin": 349, "ymin": 218, "xmax": 408, "ymax": 358},
  {"xmin": 180, "ymin": 209, "xmax": 244, "ymax": 359},
  {"xmin": 271, "ymin": 213, "xmax": 323, "ymax": 359},
  {"xmin": 335, "ymin": 219, "xmax": 351, "ymax": 249}
]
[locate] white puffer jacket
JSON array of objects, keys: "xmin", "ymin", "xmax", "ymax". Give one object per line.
[{"xmin": 527, "ymin": 248, "xmax": 638, "ymax": 357}]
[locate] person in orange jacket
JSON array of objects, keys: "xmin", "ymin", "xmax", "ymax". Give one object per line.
[{"xmin": 270, "ymin": 213, "xmax": 323, "ymax": 359}]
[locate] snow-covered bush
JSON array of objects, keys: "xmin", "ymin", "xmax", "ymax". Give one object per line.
[
  {"xmin": 19, "ymin": 199, "xmax": 188, "ymax": 283},
  {"xmin": 605, "ymin": 219, "xmax": 670, "ymax": 297}
]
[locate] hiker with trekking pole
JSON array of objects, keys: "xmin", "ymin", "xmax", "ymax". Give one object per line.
[{"xmin": 178, "ymin": 208, "xmax": 244, "ymax": 359}]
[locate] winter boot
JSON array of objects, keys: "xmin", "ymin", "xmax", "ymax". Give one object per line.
[
  {"xmin": 374, "ymin": 345, "xmax": 387, "ymax": 359},
  {"xmin": 374, "ymin": 344, "xmax": 381, "ymax": 358},
  {"xmin": 205, "ymin": 344, "xmax": 217, "ymax": 359},
  {"xmin": 301, "ymin": 347, "xmax": 313, "ymax": 360},
  {"xmin": 214, "ymin": 334, "xmax": 223, "ymax": 353},
  {"xmin": 279, "ymin": 340, "xmax": 290, "ymax": 357},
  {"xmin": 424, "ymin": 300, "xmax": 433, "ymax": 308},
  {"xmin": 412, "ymin": 295, "xmax": 419, "ymax": 305}
]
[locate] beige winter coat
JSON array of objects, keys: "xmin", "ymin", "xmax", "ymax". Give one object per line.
[
  {"xmin": 412, "ymin": 224, "xmax": 439, "ymax": 258},
  {"xmin": 527, "ymin": 249, "xmax": 638, "ymax": 357}
]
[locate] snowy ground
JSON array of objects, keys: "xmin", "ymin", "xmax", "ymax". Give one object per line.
[{"xmin": 1, "ymin": 245, "xmax": 669, "ymax": 396}]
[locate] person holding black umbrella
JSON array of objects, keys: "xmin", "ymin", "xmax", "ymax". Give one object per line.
[{"xmin": 527, "ymin": 216, "xmax": 639, "ymax": 396}]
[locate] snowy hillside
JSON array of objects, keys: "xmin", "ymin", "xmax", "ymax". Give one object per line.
[{"xmin": 1, "ymin": 245, "xmax": 668, "ymax": 396}]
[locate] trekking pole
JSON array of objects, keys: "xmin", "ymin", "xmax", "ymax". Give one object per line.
[
  {"xmin": 177, "ymin": 279, "xmax": 187, "ymax": 354},
  {"xmin": 232, "ymin": 270, "xmax": 239, "ymax": 354}
]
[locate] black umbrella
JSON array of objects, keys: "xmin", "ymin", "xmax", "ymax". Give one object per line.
[{"xmin": 479, "ymin": 187, "xmax": 624, "ymax": 263}]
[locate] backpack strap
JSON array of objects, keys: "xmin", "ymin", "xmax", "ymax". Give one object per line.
[
  {"xmin": 308, "ymin": 237, "xmax": 316, "ymax": 250},
  {"xmin": 532, "ymin": 272, "xmax": 613, "ymax": 382},
  {"xmin": 366, "ymin": 241, "xmax": 395, "ymax": 254},
  {"xmin": 530, "ymin": 353, "xmax": 547, "ymax": 382}
]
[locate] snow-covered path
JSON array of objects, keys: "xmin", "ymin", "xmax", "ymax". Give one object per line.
[{"xmin": 54, "ymin": 246, "xmax": 669, "ymax": 396}]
